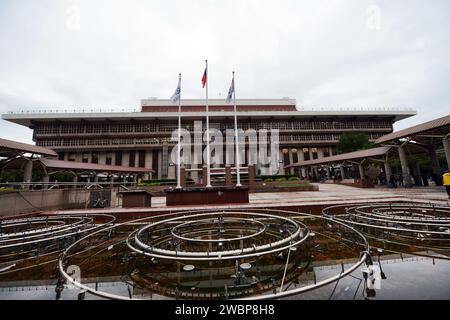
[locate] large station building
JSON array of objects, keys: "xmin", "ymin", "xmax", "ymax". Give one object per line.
[{"xmin": 2, "ymin": 98, "xmax": 416, "ymax": 181}]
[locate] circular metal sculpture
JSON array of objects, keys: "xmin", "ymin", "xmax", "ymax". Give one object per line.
[
  {"xmin": 58, "ymin": 209, "xmax": 370, "ymax": 300},
  {"xmin": 0, "ymin": 214, "xmax": 116, "ymax": 273},
  {"xmin": 322, "ymin": 203, "xmax": 450, "ymax": 255}
]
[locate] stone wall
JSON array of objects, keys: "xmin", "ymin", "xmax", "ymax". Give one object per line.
[{"xmin": 0, "ymin": 188, "xmax": 117, "ymax": 217}]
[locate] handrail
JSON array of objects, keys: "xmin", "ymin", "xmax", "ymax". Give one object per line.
[{"xmin": 5, "ymin": 106, "xmax": 415, "ymax": 114}]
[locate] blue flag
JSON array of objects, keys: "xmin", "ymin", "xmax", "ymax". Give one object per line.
[
  {"xmin": 226, "ymin": 78, "xmax": 234, "ymax": 103},
  {"xmin": 171, "ymin": 78, "xmax": 181, "ymax": 103}
]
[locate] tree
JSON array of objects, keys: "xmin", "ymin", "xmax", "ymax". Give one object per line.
[{"xmin": 336, "ymin": 133, "xmax": 374, "ymax": 154}]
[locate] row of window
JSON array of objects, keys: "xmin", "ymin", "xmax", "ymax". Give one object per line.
[
  {"xmin": 35, "ymin": 120, "xmax": 392, "ymax": 135},
  {"xmin": 59, "ymin": 150, "xmax": 147, "ymax": 167},
  {"xmin": 36, "ymin": 132, "xmax": 385, "ymax": 148}
]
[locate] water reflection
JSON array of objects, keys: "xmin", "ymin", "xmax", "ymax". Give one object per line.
[{"xmin": 1, "ymin": 205, "xmax": 449, "ymax": 300}]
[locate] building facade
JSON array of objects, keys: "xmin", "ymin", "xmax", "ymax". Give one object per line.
[{"xmin": 2, "ymin": 98, "xmax": 416, "ymax": 181}]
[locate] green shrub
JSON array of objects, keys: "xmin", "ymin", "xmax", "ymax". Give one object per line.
[
  {"xmin": 264, "ymin": 178, "xmax": 273, "ymax": 182},
  {"xmin": 288, "ymin": 176, "xmax": 300, "ymax": 181},
  {"xmin": 276, "ymin": 177, "xmax": 287, "ymax": 182}
]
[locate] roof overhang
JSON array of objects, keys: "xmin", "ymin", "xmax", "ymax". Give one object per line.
[
  {"xmin": 2, "ymin": 109, "xmax": 417, "ymax": 127},
  {"xmin": 375, "ymin": 114, "xmax": 450, "ymax": 144},
  {"xmin": 286, "ymin": 146, "xmax": 393, "ymax": 168},
  {"xmin": 2, "ymin": 157, "xmax": 153, "ymax": 174},
  {"xmin": 0, "ymin": 137, "xmax": 57, "ymax": 157}
]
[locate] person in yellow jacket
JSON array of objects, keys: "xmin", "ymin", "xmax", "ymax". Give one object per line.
[{"xmin": 443, "ymin": 170, "xmax": 450, "ymax": 202}]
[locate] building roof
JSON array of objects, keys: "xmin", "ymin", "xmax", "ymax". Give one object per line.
[
  {"xmin": 141, "ymin": 98, "xmax": 297, "ymax": 107},
  {"xmin": 286, "ymin": 146, "xmax": 392, "ymax": 168},
  {"xmin": 39, "ymin": 158, "xmax": 153, "ymax": 173},
  {"xmin": 375, "ymin": 114, "xmax": 450, "ymax": 144},
  {"xmin": 141, "ymin": 99, "xmax": 297, "ymax": 112},
  {"xmin": 0, "ymin": 137, "xmax": 57, "ymax": 157}
]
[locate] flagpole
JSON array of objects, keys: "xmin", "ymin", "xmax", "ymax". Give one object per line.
[
  {"xmin": 176, "ymin": 73, "xmax": 182, "ymax": 189},
  {"xmin": 232, "ymin": 71, "xmax": 241, "ymax": 187},
  {"xmin": 205, "ymin": 60, "xmax": 212, "ymax": 188}
]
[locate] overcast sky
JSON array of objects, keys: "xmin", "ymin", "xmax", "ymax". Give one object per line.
[{"xmin": 0, "ymin": 0, "xmax": 449, "ymax": 143}]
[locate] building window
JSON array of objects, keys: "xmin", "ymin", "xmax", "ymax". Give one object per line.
[
  {"xmin": 330, "ymin": 147, "xmax": 336, "ymax": 156},
  {"xmin": 68, "ymin": 152, "xmax": 75, "ymax": 161},
  {"xmin": 311, "ymin": 148, "xmax": 318, "ymax": 160},
  {"xmin": 152, "ymin": 150, "xmax": 159, "ymax": 175},
  {"xmin": 303, "ymin": 148, "xmax": 310, "ymax": 161},
  {"xmin": 138, "ymin": 150, "xmax": 145, "ymax": 168},
  {"xmin": 106, "ymin": 152, "xmax": 113, "ymax": 165},
  {"xmin": 58, "ymin": 152, "xmax": 65, "ymax": 161},
  {"xmin": 115, "ymin": 151, "xmax": 122, "ymax": 166},
  {"xmin": 323, "ymin": 148, "xmax": 330, "ymax": 157},
  {"xmin": 91, "ymin": 152, "xmax": 99, "ymax": 164},
  {"xmin": 82, "ymin": 152, "xmax": 89, "ymax": 163},
  {"xmin": 129, "ymin": 151, "xmax": 135, "ymax": 167},
  {"xmin": 282, "ymin": 149, "xmax": 290, "ymax": 166},
  {"xmin": 292, "ymin": 149, "xmax": 298, "ymax": 163}
]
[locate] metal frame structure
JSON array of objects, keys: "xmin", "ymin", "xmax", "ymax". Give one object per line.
[{"xmin": 57, "ymin": 208, "xmax": 370, "ymax": 300}]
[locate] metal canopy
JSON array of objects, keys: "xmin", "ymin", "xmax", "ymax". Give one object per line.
[
  {"xmin": 375, "ymin": 114, "xmax": 450, "ymax": 144},
  {"xmin": 286, "ymin": 146, "xmax": 393, "ymax": 168},
  {"xmin": 0, "ymin": 137, "xmax": 57, "ymax": 157},
  {"xmin": 3, "ymin": 157, "xmax": 153, "ymax": 174}
]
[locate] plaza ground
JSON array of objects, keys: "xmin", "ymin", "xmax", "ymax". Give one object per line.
[{"xmin": 50, "ymin": 183, "xmax": 449, "ymax": 216}]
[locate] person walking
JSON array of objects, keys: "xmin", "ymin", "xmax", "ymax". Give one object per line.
[
  {"xmin": 389, "ymin": 174, "xmax": 397, "ymax": 188},
  {"xmin": 398, "ymin": 174, "xmax": 404, "ymax": 187},
  {"xmin": 443, "ymin": 170, "xmax": 450, "ymax": 203}
]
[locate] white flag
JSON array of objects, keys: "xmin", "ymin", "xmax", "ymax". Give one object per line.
[
  {"xmin": 226, "ymin": 78, "xmax": 234, "ymax": 103},
  {"xmin": 171, "ymin": 78, "xmax": 181, "ymax": 103}
]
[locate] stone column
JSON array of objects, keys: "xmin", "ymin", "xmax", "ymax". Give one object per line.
[
  {"xmin": 398, "ymin": 146, "xmax": 413, "ymax": 187},
  {"xmin": 443, "ymin": 135, "xmax": 450, "ymax": 170},
  {"xmin": 297, "ymin": 149, "xmax": 306, "ymax": 178},
  {"xmin": 180, "ymin": 165, "xmax": 186, "ymax": 188},
  {"xmin": 301, "ymin": 168, "xmax": 306, "ymax": 178},
  {"xmin": 428, "ymin": 147, "xmax": 441, "ymax": 177},
  {"xmin": 313, "ymin": 167, "xmax": 319, "ymax": 181},
  {"xmin": 71, "ymin": 175, "xmax": 78, "ymax": 189},
  {"xmin": 278, "ymin": 149, "xmax": 285, "ymax": 175},
  {"xmin": 202, "ymin": 165, "xmax": 208, "ymax": 187},
  {"xmin": 94, "ymin": 175, "xmax": 99, "ymax": 183},
  {"xmin": 288, "ymin": 149, "xmax": 294, "ymax": 175},
  {"xmin": 191, "ymin": 164, "xmax": 199, "ymax": 183},
  {"xmin": 358, "ymin": 164, "xmax": 365, "ymax": 180},
  {"xmin": 248, "ymin": 164, "xmax": 256, "ymax": 191},
  {"xmin": 384, "ymin": 162, "xmax": 392, "ymax": 184},
  {"xmin": 111, "ymin": 152, "xmax": 116, "ymax": 166},
  {"xmin": 42, "ymin": 174, "xmax": 50, "ymax": 189},
  {"xmin": 317, "ymin": 148, "xmax": 324, "ymax": 159},
  {"xmin": 168, "ymin": 163, "xmax": 175, "ymax": 179},
  {"xmin": 99, "ymin": 152, "xmax": 106, "ymax": 165},
  {"xmin": 109, "ymin": 174, "xmax": 114, "ymax": 188},
  {"xmin": 325, "ymin": 166, "xmax": 330, "ymax": 180},
  {"xmin": 225, "ymin": 165, "xmax": 232, "ymax": 187},
  {"xmin": 145, "ymin": 149, "xmax": 152, "ymax": 170},
  {"xmin": 23, "ymin": 159, "xmax": 33, "ymax": 189},
  {"xmin": 123, "ymin": 152, "xmax": 129, "ymax": 168},
  {"xmin": 157, "ymin": 150, "xmax": 163, "ymax": 179},
  {"xmin": 135, "ymin": 151, "xmax": 140, "ymax": 167},
  {"xmin": 414, "ymin": 161, "xmax": 422, "ymax": 186},
  {"xmin": 340, "ymin": 165, "xmax": 345, "ymax": 180}
]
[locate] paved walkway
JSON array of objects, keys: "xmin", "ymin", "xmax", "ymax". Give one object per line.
[
  {"xmin": 150, "ymin": 183, "xmax": 448, "ymax": 207},
  {"xmin": 51, "ymin": 184, "xmax": 449, "ymax": 216}
]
